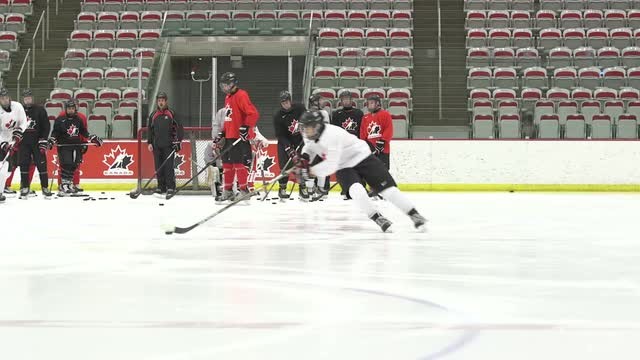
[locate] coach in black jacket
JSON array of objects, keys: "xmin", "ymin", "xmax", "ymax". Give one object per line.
[{"xmin": 147, "ymin": 92, "xmax": 184, "ymax": 197}]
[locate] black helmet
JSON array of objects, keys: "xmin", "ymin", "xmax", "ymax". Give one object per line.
[
  {"xmin": 366, "ymin": 94, "xmax": 382, "ymax": 111},
  {"xmin": 219, "ymin": 72, "xmax": 238, "ymax": 94},
  {"xmin": 279, "ymin": 90, "xmax": 291, "ymax": 103},
  {"xmin": 308, "ymin": 93, "xmax": 322, "ymax": 109},
  {"xmin": 65, "ymin": 99, "xmax": 77, "ymax": 109},
  {"xmin": 0, "ymin": 87, "xmax": 9, "ymax": 98},
  {"xmin": 156, "ymin": 92, "xmax": 168, "ymax": 100},
  {"xmin": 299, "ymin": 110, "xmax": 325, "ymax": 141},
  {"xmin": 339, "ymin": 90, "xmax": 353, "ymax": 99},
  {"xmin": 0, "ymin": 87, "xmax": 10, "ymax": 112},
  {"xmin": 22, "ymin": 88, "xmax": 33, "ymax": 98}
]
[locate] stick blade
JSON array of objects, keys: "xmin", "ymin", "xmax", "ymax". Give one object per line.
[{"xmin": 173, "ymin": 224, "xmax": 198, "ymax": 234}]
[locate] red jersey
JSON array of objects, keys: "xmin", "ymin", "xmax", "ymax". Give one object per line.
[
  {"xmin": 58, "ymin": 110, "xmax": 88, "ymax": 141},
  {"xmin": 223, "ymin": 88, "xmax": 259, "ymax": 139},
  {"xmin": 360, "ymin": 109, "xmax": 393, "ymax": 154}
]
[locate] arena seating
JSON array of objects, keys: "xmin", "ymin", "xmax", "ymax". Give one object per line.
[
  {"xmin": 0, "ymin": 0, "xmax": 33, "ymax": 84},
  {"xmin": 466, "ymin": 0, "xmax": 640, "ymax": 139}
]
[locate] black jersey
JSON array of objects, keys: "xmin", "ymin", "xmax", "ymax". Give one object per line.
[
  {"xmin": 147, "ymin": 107, "xmax": 184, "ymax": 148},
  {"xmin": 331, "ymin": 106, "xmax": 364, "ymax": 137},
  {"xmin": 51, "ymin": 114, "xmax": 89, "ymax": 145},
  {"xmin": 273, "ymin": 103, "xmax": 306, "ymax": 149},
  {"xmin": 22, "ymin": 104, "xmax": 49, "ymax": 144}
]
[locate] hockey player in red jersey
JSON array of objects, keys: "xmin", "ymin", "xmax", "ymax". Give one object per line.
[
  {"xmin": 217, "ymin": 72, "xmax": 260, "ymax": 202},
  {"xmin": 360, "ymin": 95, "xmax": 393, "ymax": 169}
]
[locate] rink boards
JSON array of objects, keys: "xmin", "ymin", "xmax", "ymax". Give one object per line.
[{"xmin": 14, "ymin": 139, "xmax": 640, "ymax": 191}]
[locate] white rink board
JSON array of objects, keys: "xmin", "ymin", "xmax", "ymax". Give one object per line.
[{"xmin": 390, "ymin": 140, "xmax": 640, "ymax": 187}]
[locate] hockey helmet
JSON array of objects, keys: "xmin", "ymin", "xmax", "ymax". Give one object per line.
[
  {"xmin": 366, "ymin": 94, "xmax": 382, "ymax": 112},
  {"xmin": 308, "ymin": 93, "xmax": 322, "ymax": 110},
  {"xmin": 339, "ymin": 90, "xmax": 354, "ymax": 108},
  {"xmin": 0, "ymin": 87, "xmax": 11, "ymax": 110},
  {"xmin": 219, "ymin": 72, "xmax": 238, "ymax": 94},
  {"xmin": 22, "ymin": 88, "xmax": 34, "ymax": 108},
  {"xmin": 22, "ymin": 88, "xmax": 33, "ymax": 98},
  {"xmin": 299, "ymin": 110, "xmax": 325, "ymax": 141},
  {"xmin": 279, "ymin": 90, "xmax": 292, "ymax": 103},
  {"xmin": 156, "ymin": 92, "xmax": 168, "ymax": 100}
]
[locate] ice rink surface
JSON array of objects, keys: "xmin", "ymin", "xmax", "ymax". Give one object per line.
[{"xmin": 1, "ymin": 191, "xmax": 639, "ymax": 360}]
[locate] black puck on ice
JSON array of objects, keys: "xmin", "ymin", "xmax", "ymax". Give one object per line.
[
  {"xmin": 271, "ymin": 202, "xmax": 277, "ymax": 204},
  {"xmin": 289, "ymin": 198, "xmax": 294, "ymax": 201},
  {"xmin": 509, "ymin": 190, "xmax": 514, "ymax": 193},
  {"xmin": 101, "ymin": 192, "xmax": 105, "ymax": 194},
  {"xmin": 99, "ymin": 197, "xmax": 107, "ymax": 200},
  {"xmin": 110, "ymin": 197, "xmax": 115, "ymax": 200},
  {"xmin": 91, "ymin": 198, "xmax": 97, "ymax": 201},
  {"xmin": 83, "ymin": 197, "xmax": 91, "ymax": 201},
  {"xmin": 159, "ymin": 203, "xmax": 165, "ymax": 206},
  {"xmin": 319, "ymin": 199, "xmax": 324, "ymax": 201}
]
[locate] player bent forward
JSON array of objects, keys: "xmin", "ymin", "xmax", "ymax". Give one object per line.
[{"xmin": 295, "ymin": 111, "xmax": 426, "ymax": 232}]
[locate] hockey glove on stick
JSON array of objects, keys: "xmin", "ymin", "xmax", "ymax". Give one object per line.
[
  {"xmin": 172, "ymin": 141, "xmax": 181, "ymax": 152},
  {"xmin": 12, "ymin": 130, "xmax": 23, "ymax": 147},
  {"xmin": 213, "ymin": 132, "xmax": 225, "ymax": 150},
  {"xmin": 239, "ymin": 125, "xmax": 249, "ymax": 141},
  {"xmin": 47, "ymin": 137, "xmax": 56, "ymax": 150}
]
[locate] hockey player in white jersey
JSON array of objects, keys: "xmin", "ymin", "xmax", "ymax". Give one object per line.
[
  {"xmin": 0, "ymin": 87, "xmax": 28, "ymax": 203},
  {"xmin": 294, "ymin": 110, "xmax": 427, "ymax": 232}
]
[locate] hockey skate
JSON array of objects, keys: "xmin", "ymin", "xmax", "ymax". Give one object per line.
[
  {"xmin": 278, "ymin": 187, "xmax": 289, "ymax": 200},
  {"xmin": 165, "ymin": 189, "xmax": 176, "ymax": 200},
  {"xmin": 408, "ymin": 209, "xmax": 427, "ymax": 232},
  {"xmin": 0, "ymin": 194, "xmax": 5, "ymax": 203},
  {"xmin": 57, "ymin": 182, "xmax": 76, "ymax": 197},
  {"xmin": 238, "ymin": 188, "xmax": 252, "ymax": 204},
  {"xmin": 19, "ymin": 188, "xmax": 29, "ymax": 200},
  {"xmin": 28, "ymin": 189, "xmax": 36, "ymax": 197},
  {"xmin": 299, "ymin": 184, "xmax": 310, "ymax": 202},
  {"xmin": 73, "ymin": 185, "xmax": 84, "ymax": 193},
  {"xmin": 41, "ymin": 187, "xmax": 52, "ymax": 199},
  {"xmin": 153, "ymin": 188, "xmax": 166, "ymax": 198},
  {"xmin": 3, "ymin": 188, "xmax": 16, "ymax": 197},
  {"xmin": 370, "ymin": 212, "xmax": 392, "ymax": 233},
  {"xmin": 215, "ymin": 189, "xmax": 235, "ymax": 204}
]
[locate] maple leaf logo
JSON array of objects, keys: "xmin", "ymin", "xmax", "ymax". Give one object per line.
[
  {"xmin": 67, "ymin": 124, "xmax": 79, "ymax": 136},
  {"xmin": 342, "ymin": 117, "xmax": 356, "ymax": 131},
  {"xmin": 250, "ymin": 147, "xmax": 277, "ymax": 182},
  {"xmin": 367, "ymin": 121, "xmax": 381, "ymax": 139},
  {"xmin": 288, "ymin": 119, "xmax": 299, "ymax": 134},
  {"xmin": 102, "ymin": 145, "xmax": 135, "ymax": 176},
  {"xmin": 223, "ymin": 105, "xmax": 233, "ymax": 122},
  {"xmin": 4, "ymin": 119, "xmax": 15, "ymax": 129},
  {"xmin": 26, "ymin": 116, "xmax": 36, "ymax": 130},
  {"xmin": 173, "ymin": 153, "xmax": 186, "ymax": 176}
]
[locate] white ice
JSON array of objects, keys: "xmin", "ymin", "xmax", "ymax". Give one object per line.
[{"xmin": 1, "ymin": 191, "xmax": 639, "ymax": 360}]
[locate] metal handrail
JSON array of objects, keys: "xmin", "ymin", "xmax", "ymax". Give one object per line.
[
  {"xmin": 31, "ymin": 10, "xmax": 46, "ymax": 78},
  {"xmin": 302, "ymin": 11, "xmax": 316, "ymax": 105},
  {"xmin": 16, "ymin": 48, "xmax": 32, "ymax": 99}
]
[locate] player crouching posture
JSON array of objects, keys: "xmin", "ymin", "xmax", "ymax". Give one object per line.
[
  {"xmin": 48, "ymin": 100, "xmax": 103, "ymax": 196},
  {"xmin": 294, "ymin": 111, "xmax": 427, "ymax": 232}
]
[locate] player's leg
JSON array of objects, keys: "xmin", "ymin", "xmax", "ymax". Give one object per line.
[
  {"xmin": 57, "ymin": 147, "xmax": 76, "ymax": 195},
  {"xmin": 0, "ymin": 147, "xmax": 11, "ymax": 201},
  {"xmin": 164, "ymin": 147, "xmax": 176, "ymax": 196},
  {"xmin": 18, "ymin": 142, "xmax": 32, "ymax": 198},
  {"xmin": 359, "ymin": 155, "xmax": 427, "ymax": 231},
  {"xmin": 220, "ymin": 139, "xmax": 237, "ymax": 202},
  {"xmin": 233, "ymin": 141, "xmax": 251, "ymax": 199},
  {"xmin": 34, "ymin": 143, "xmax": 49, "ymax": 193},
  {"xmin": 152, "ymin": 146, "xmax": 166, "ymax": 194},
  {"xmin": 3, "ymin": 151, "xmax": 17, "ymax": 195},
  {"xmin": 276, "ymin": 142, "xmax": 291, "ymax": 199},
  {"xmin": 336, "ymin": 166, "xmax": 392, "ymax": 232}
]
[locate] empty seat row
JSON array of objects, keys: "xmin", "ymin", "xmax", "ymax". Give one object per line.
[
  {"xmin": 464, "ymin": 0, "xmax": 533, "ymax": 11},
  {"xmin": 75, "ymin": 10, "xmax": 412, "ymax": 31},
  {"xmin": 81, "ymin": 0, "xmax": 412, "ymax": 13},
  {"xmin": 318, "ymin": 28, "xmax": 411, "ymax": 48},
  {"xmin": 55, "ymin": 67, "xmax": 151, "ymax": 90},
  {"xmin": 69, "ymin": 30, "xmax": 160, "ymax": 49},
  {"xmin": 467, "ymin": 28, "xmax": 640, "ymax": 50},
  {"xmin": 87, "ymin": 113, "xmax": 134, "ymax": 139},
  {"xmin": 0, "ymin": 0, "xmax": 32, "ymax": 15},
  {"xmin": 49, "ymin": 88, "xmax": 145, "ymax": 105},
  {"xmin": 466, "ymin": 10, "xmax": 640, "ymax": 30},
  {"xmin": 0, "ymin": 13, "xmax": 24, "ymax": 33},
  {"xmin": 313, "ymin": 66, "xmax": 411, "ymax": 88},
  {"xmin": 470, "ymin": 86, "xmax": 640, "ymax": 103},
  {"xmin": 467, "ymin": 46, "xmax": 640, "ymax": 69},
  {"xmin": 316, "ymin": 47, "xmax": 411, "ymax": 67},
  {"xmin": 466, "ymin": 0, "xmax": 638, "ymax": 12},
  {"xmin": 45, "ymin": 99, "xmax": 139, "ymax": 121},
  {"xmin": 470, "ymin": 66, "xmax": 640, "ymax": 89},
  {"xmin": 63, "ymin": 48, "xmax": 156, "ymax": 70},
  {"xmin": 312, "ymin": 87, "xmax": 412, "ymax": 107}
]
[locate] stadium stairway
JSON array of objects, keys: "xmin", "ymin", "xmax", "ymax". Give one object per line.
[
  {"xmin": 412, "ymin": 0, "xmax": 467, "ymax": 130},
  {"xmin": 4, "ymin": 0, "xmax": 80, "ymax": 102}
]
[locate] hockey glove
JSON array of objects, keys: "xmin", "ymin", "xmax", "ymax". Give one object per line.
[
  {"xmin": 47, "ymin": 137, "xmax": 56, "ymax": 150},
  {"xmin": 38, "ymin": 139, "xmax": 48, "ymax": 153},
  {"xmin": 374, "ymin": 139, "xmax": 385, "ymax": 155},
  {"xmin": 285, "ymin": 145, "xmax": 298, "ymax": 161},
  {"xmin": 172, "ymin": 141, "xmax": 181, "ymax": 152},
  {"xmin": 293, "ymin": 153, "xmax": 311, "ymax": 182},
  {"xmin": 89, "ymin": 134, "xmax": 103, "ymax": 147},
  {"xmin": 213, "ymin": 132, "xmax": 225, "ymax": 150},
  {"xmin": 239, "ymin": 125, "xmax": 249, "ymax": 141},
  {"xmin": 81, "ymin": 145, "xmax": 89, "ymax": 154},
  {"xmin": 0, "ymin": 141, "xmax": 9, "ymax": 157},
  {"xmin": 12, "ymin": 130, "xmax": 23, "ymax": 146}
]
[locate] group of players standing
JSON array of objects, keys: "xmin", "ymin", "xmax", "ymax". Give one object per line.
[{"xmin": 0, "ymin": 87, "xmax": 103, "ymax": 203}]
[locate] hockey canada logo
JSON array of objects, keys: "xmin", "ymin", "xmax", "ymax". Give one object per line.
[
  {"xmin": 288, "ymin": 119, "xmax": 299, "ymax": 134},
  {"xmin": 174, "ymin": 153, "xmax": 186, "ymax": 176},
  {"xmin": 342, "ymin": 117, "xmax": 357, "ymax": 131},
  {"xmin": 367, "ymin": 122, "xmax": 381, "ymax": 139},
  {"xmin": 223, "ymin": 105, "xmax": 233, "ymax": 122},
  {"xmin": 4, "ymin": 119, "xmax": 15, "ymax": 129},
  {"xmin": 67, "ymin": 124, "xmax": 79, "ymax": 137},
  {"xmin": 250, "ymin": 147, "xmax": 276, "ymax": 181},
  {"xmin": 102, "ymin": 145, "xmax": 135, "ymax": 176},
  {"xmin": 26, "ymin": 116, "xmax": 36, "ymax": 130}
]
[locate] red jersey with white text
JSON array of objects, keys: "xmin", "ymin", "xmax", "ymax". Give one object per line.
[
  {"xmin": 359, "ymin": 109, "xmax": 393, "ymax": 154},
  {"xmin": 223, "ymin": 88, "xmax": 259, "ymax": 139}
]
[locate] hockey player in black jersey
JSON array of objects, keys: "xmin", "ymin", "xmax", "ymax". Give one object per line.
[
  {"xmin": 48, "ymin": 100, "xmax": 103, "ymax": 196},
  {"xmin": 331, "ymin": 90, "xmax": 364, "ymax": 137},
  {"xmin": 273, "ymin": 90, "xmax": 308, "ymax": 200},
  {"xmin": 18, "ymin": 89, "xmax": 51, "ymax": 199}
]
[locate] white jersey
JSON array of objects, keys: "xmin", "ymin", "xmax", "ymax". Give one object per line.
[
  {"xmin": 320, "ymin": 109, "xmax": 330, "ymax": 124},
  {"xmin": 302, "ymin": 124, "xmax": 371, "ymax": 178},
  {"xmin": 0, "ymin": 101, "xmax": 28, "ymax": 143}
]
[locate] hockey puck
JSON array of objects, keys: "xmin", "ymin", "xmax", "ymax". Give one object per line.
[
  {"xmin": 159, "ymin": 203, "xmax": 165, "ymax": 206},
  {"xmin": 91, "ymin": 198, "xmax": 97, "ymax": 201},
  {"xmin": 99, "ymin": 197, "xmax": 107, "ymax": 200},
  {"xmin": 509, "ymin": 190, "xmax": 514, "ymax": 193},
  {"xmin": 83, "ymin": 198, "xmax": 91, "ymax": 201},
  {"xmin": 165, "ymin": 231, "xmax": 173, "ymax": 235},
  {"xmin": 319, "ymin": 199, "xmax": 324, "ymax": 202},
  {"xmin": 271, "ymin": 202, "xmax": 277, "ymax": 204},
  {"xmin": 110, "ymin": 197, "xmax": 115, "ymax": 200}
]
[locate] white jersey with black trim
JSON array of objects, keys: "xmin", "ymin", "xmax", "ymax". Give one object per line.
[
  {"xmin": 0, "ymin": 101, "xmax": 28, "ymax": 143},
  {"xmin": 320, "ymin": 109, "xmax": 330, "ymax": 124},
  {"xmin": 301, "ymin": 124, "xmax": 371, "ymax": 178}
]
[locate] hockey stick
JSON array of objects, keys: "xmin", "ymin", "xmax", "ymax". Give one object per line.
[
  {"xmin": 167, "ymin": 169, "xmax": 294, "ymax": 235},
  {"xmin": 55, "ymin": 143, "xmax": 99, "ymax": 147},
  {"xmin": 260, "ymin": 143, "xmax": 303, "ymax": 201},
  {"xmin": 166, "ymin": 138, "xmax": 242, "ymax": 200},
  {"xmin": 129, "ymin": 149, "xmax": 177, "ymax": 199},
  {"xmin": 310, "ymin": 181, "xmax": 339, "ymax": 202}
]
